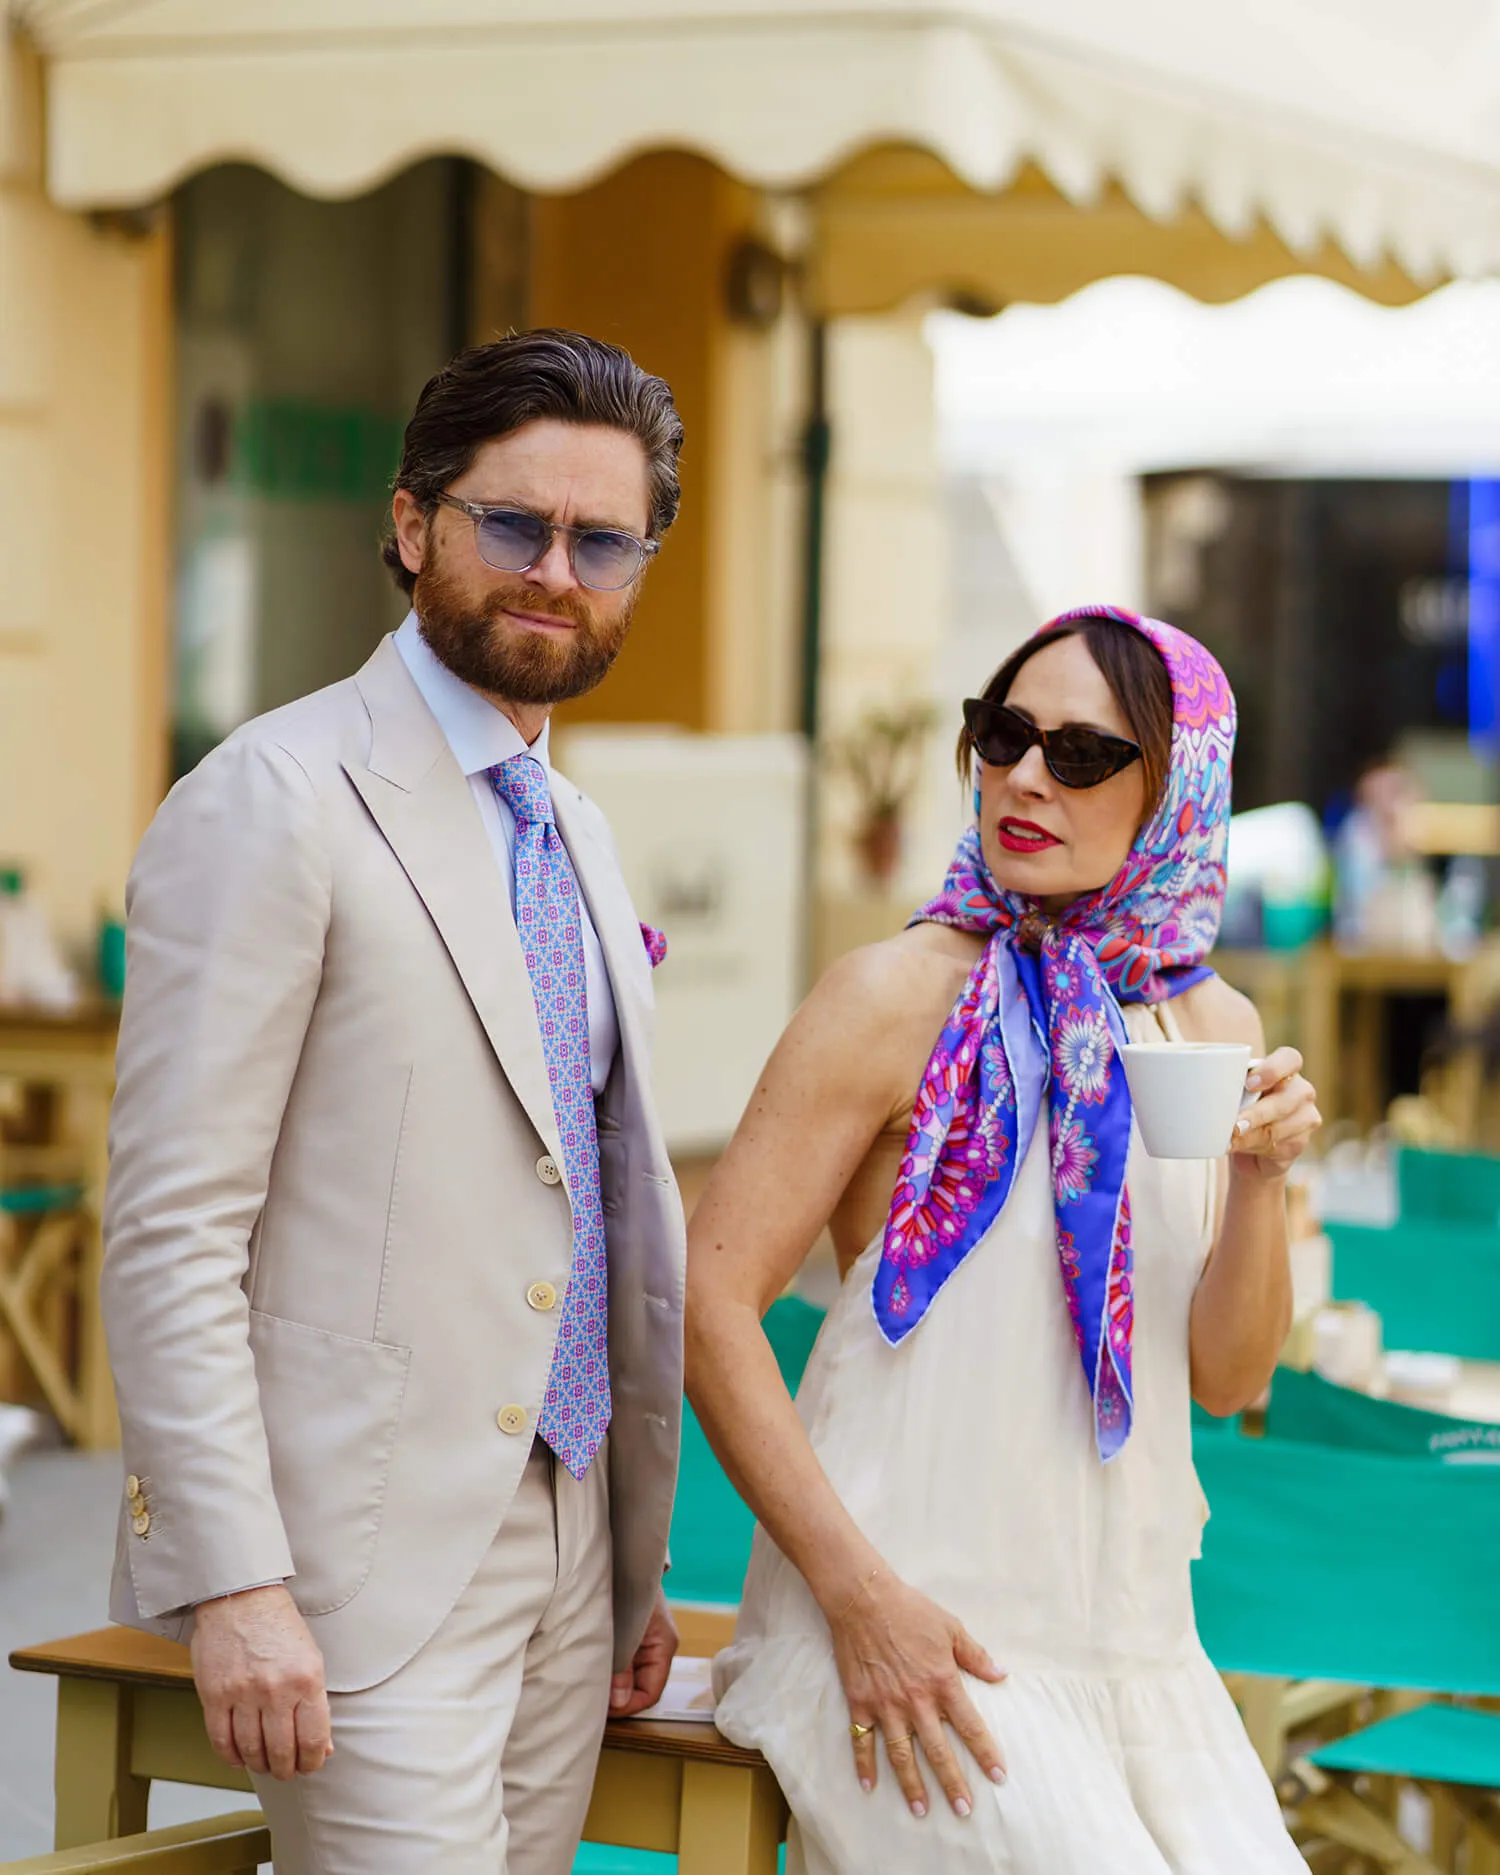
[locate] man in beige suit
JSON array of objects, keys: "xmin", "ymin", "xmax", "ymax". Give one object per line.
[{"xmin": 101, "ymin": 330, "xmax": 687, "ymax": 1873}]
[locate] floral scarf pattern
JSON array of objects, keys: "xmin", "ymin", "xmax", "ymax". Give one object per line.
[{"xmin": 872, "ymin": 606, "xmax": 1237, "ymax": 1460}]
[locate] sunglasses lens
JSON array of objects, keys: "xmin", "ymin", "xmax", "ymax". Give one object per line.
[
  {"xmin": 1045, "ymin": 730, "xmax": 1117, "ymax": 788},
  {"xmin": 572, "ymin": 529, "xmax": 644, "ymax": 592},
  {"xmin": 967, "ymin": 704, "xmax": 1032, "ymax": 768},
  {"xmin": 475, "ymin": 509, "xmax": 550, "ymax": 572}
]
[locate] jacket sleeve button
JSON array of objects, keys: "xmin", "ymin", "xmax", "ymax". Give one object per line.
[{"xmin": 496, "ymin": 1405, "xmax": 529, "ymax": 1435}]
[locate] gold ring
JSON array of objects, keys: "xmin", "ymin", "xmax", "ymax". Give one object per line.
[
  {"xmin": 886, "ymin": 1732, "xmax": 915, "ymax": 1747},
  {"xmin": 849, "ymin": 1721, "xmax": 875, "ymax": 1739}
]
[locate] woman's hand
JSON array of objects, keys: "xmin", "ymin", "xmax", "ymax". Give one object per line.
[
  {"xmin": 1230, "ymin": 1046, "xmax": 1321, "ymax": 1181},
  {"xmin": 829, "ymin": 1568, "xmax": 1007, "ymax": 1818}
]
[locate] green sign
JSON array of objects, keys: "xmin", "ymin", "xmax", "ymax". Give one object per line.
[{"xmin": 235, "ymin": 398, "xmax": 403, "ymax": 503}]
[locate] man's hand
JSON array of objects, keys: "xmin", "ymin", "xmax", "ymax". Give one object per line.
[
  {"xmin": 190, "ymin": 1584, "xmax": 333, "ymax": 1780},
  {"xmin": 608, "ymin": 1587, "xmax": 678, "ymax": 1717}
]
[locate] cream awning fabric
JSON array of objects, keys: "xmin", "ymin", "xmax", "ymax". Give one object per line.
[{"xmin": 16, "ymin": 1, "xmax": 1500, "ymax": 283}]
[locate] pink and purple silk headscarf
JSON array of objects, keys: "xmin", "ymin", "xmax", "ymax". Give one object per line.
[{"xmin": 872, "ymin": 606, "xmax": 1237, "ymax": 1460}]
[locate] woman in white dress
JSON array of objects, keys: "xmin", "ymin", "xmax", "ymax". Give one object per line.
[{"xmin": 687, "ymin": 606, "xmax": 1319, "ymax": 1872}]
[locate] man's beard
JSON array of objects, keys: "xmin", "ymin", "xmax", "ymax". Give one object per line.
[{"xmin": 413, "ymin": 553, "xmax": 636, "ymax": 706}]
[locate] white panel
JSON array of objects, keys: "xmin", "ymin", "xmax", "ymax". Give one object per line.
[{"xmin": 557, "ymin": 731, "xmax": 809, "ymax": 1155}]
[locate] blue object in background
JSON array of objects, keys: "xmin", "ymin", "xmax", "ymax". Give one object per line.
[
  {"xmin": 665, "ymin": 1296, "xmax": 825, "ymax": 1607},
  {"xmin": 97, "ymin": 916, "xmax": 127, "ymax": 999},
  {"xmin": 1467, "ymin": 477, "xmax": 1500, "ymax": 753},
  {"xmin": 572, "ymin": 1300, "xmax": 823, "ymax": 1870},
  {"xmin": 573, "ymin": 1851, "xmax": 676, "ymax": 1873},
  {"xmin": 574, "ymin": 1850, "xmax": 787, "ymax": 1874}
]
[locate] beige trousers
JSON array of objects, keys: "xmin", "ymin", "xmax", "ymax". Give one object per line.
[{"xmin": 253, "ymin": 1439, "xmax": 613, "ymax": 1875}]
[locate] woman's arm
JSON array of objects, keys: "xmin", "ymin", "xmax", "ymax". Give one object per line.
[
  {"xmin": 687, "ymin": 934, "xmax": 1006, "ymax": 1818},
  {"xmin": 1178, "ymin": 978, "xmax": 1321, "ymax": 1415}
]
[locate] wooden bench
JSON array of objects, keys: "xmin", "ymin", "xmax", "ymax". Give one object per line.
[
  {"xmin": 9, "ymin": 1622, "xmax": 786, "ymax": 1874},
  {"xmin": 0, "ymin": 1813, "xmax": 269, "ymax": 1875}
]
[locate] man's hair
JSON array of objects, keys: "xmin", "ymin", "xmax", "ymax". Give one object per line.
[{"xmin": 381, "ymin": 328, "xmax": 684, "ymax": 596}]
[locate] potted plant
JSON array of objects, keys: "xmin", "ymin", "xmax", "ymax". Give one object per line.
[{"xmin": 827, "ymin": 700, "xmax": 937, "ymax": 890}]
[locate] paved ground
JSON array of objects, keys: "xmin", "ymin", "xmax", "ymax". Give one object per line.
[{"xmin": 0, "ymin": 1447, "xmax": 240, "ymax": 1860}]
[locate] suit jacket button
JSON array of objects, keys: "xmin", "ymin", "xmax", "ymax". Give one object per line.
[
  {"xmin": 496, "ymin": 1405, "xmax": 528, "ymax": 1435},
  {"xmin": 527, "ymin": 1281, "xmax": 557, "ymax": 1312},
  {"xmin": 132, "ymin": 1512, "xmax": 151, "ymax": 1536},
  {"xmin": 125, "ymin": 1475, "xmax": 141, "ymax": 1498},
  {"xmin": 535, "ymin": 1155, "xmax": 562, "ymax": 1186},
  {"xmin": 128, "ymin": 1493, "xmax": 146, "ymax": 1517}
]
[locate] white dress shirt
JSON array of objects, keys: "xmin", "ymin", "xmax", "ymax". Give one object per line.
[{"xmin": 395, "ymin": 612, "xmax": 620, "ymax": 1095}]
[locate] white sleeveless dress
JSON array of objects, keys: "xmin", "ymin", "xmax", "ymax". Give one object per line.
[{"xmin": 712, "ymin": 999, "xmax": 1307, "ymax": 1873}]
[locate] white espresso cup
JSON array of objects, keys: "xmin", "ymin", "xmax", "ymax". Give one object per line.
[{"xmin": 1118, "ymin": 1041, "xmax": 1253, "ymax": 1160}]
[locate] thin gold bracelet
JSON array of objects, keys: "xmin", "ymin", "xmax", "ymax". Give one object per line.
[{"xmin": 838, "ymin": 1564, "xmax": 882, "ymax": 1623}]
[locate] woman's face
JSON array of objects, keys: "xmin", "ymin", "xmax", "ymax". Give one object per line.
[{"xmin": 976, "ymin": 633, "xmax": 1151, "ymax": 913}]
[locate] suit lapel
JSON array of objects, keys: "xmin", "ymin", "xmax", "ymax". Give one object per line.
[{"xmin": 346, "ymin": 639, "xmax": 564, "ymax": 1170}]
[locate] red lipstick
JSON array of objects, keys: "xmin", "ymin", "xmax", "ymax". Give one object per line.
[{"xmin": 997, "ymin": 818, "xmax": 1062, "ymax": 854}]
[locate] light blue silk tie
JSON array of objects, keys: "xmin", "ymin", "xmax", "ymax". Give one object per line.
[{"xmin": 489, "ymin": 755, "xmax": 611, "ymax": 1477}]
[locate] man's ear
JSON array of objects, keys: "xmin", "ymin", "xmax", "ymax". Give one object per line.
[{"xmin": 391, "ymin": 488, "xmax": 428, "ymax": 578}]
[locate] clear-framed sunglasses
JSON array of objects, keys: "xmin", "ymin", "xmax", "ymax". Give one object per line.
[{"xmin": 434, "ymin": 494, "xmax": 659, "ymax": 593}]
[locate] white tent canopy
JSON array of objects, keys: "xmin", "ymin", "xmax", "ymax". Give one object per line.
[
  {"xmin": 933, "ymin": 275, "xmax": 1500, "ymax": 479},
  {"xmin": 14, "ymin": 0, "xmax": 1500, "ymax": 282}
]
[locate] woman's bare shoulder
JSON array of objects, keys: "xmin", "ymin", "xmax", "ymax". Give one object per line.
[
  {"xmin": 1170, "ymin": 972, "xmax": 1265, "ymax": 1051},
  {"xmin": 793, "ymin": 924, "xmax": 983, "ymax": 1108},
  {"xmin": 814, "ymin": 923, "xmax": 982, "ymax": 1028}
]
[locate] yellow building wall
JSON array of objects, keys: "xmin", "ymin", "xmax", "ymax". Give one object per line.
[
  {"xmin": 0, "ymin": 39, "xmax": 169, "ymax": 957},
  {"xmin": 527, "ymin": 151, "xmax": 801, "ymax": 736}
]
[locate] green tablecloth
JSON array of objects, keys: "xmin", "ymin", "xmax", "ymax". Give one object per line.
[{"xmin": 1311, "ymin": 1704, "xmax": 1500, "ymax": 1787}]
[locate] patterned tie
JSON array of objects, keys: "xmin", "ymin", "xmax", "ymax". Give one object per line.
[{"xmin": 488, "ymin": 755, "xmax": 611, "ymax": 1477}]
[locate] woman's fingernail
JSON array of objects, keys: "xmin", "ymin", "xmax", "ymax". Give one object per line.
[
  {"xmin": 955, "ymin": 1798, "xmax": 972, "ymax": 1818},
  {"xmin": 1234, "ymin": 1118, "xmax": 1250, "ymax": 1136},
  {"xmin": 990, "ymin": 1766, "xmax": 1007, "ymax": 1784},
  {"xmin": 860, "ymin": 1778, "xmax": 872, "ymax": 1793},
  {"xmin": 911, "ymin": 1801, "xmax": 927, "ymax": 1819},
  {"xmin": 1245, "ymin": 1072, "xmax": 1263, "ymax": 1090}
]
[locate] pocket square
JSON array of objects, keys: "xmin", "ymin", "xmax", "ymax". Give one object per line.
[{"xmin": 640, "ymin": 923, "xmax": 667, "ymax": 968}]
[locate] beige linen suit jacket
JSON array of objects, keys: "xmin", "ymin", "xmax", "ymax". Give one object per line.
[{"xmin": 101, "ymin": 635, "xmax": 685, "ymax": 1693}]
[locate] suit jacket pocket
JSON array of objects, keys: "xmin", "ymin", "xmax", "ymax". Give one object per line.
[{"xmin": 247, "ymin": 1309, "xmax": 411, "ymax": 1617}]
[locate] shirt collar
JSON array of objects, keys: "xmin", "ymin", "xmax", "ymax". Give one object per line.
[{"xmin": 394, "ymin": 611, "xmax": 551, "ymax": 779}]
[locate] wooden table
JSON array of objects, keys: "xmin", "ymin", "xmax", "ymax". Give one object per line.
[
  {"xmin": 0, "ymin": 1006, "xmax": 119, "ymax": 1447},
  {"xmin": 1211, "ymin": 945, "xmax": 1465, "ymax": 1135},
  {"xmin": 10, "ymin": 1628, "xmax": 787, "ymax": 1874}
]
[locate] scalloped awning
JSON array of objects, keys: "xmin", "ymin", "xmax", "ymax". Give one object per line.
[{"xmin": 16, "ymin": 1, "xmax": 1500, "ymax": 286}]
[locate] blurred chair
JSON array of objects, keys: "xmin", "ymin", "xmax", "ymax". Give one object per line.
[
  {"xmin": 1420, "ymin": 938, "xmax": 1500, "ymax": 1152},
  {"xmin": 1266, "ymin": 1365, "xmax": 1500, "ymax": 1461},
  {"xmin": 0, "ymin": 1180, "xmax": 88, "ymax": 1440},
  {"xmin": 1325, "ymin": 1220, "xmax": 1500, "ymax": 1363},
  {"xmin": 1397, "ymin": 1145, "xmax": 1500, "ymax": 1228},
  {"xmin": 1296, "ymin": 1706, "xmax": 1500, "ymax": 1875},
  {"xmin": 1193, "ymin": 1430, "xmax": 1500, "ymax": 1869}
]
